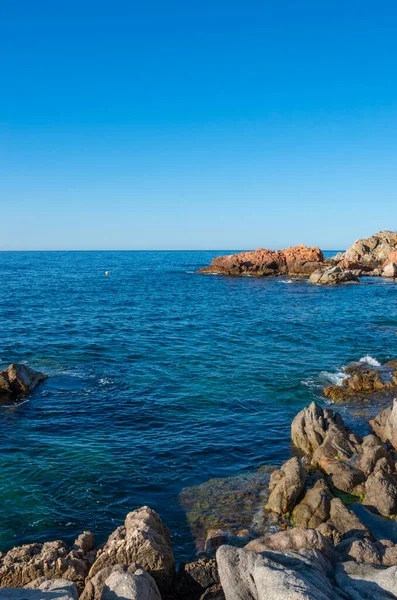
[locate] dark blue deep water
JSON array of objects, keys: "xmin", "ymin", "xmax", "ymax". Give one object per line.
[{"xmin": 1, "ymin": 250, "xmax": 397, "ymax": 559}]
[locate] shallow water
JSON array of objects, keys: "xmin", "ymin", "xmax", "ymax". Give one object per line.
[{"xmin": 1, "ymin": 250, "xmax": 397, "ymax": 559}]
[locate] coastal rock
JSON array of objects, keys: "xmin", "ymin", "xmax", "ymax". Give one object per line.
[
  {"xmin": 364, "ymin": 458, "xmax": 397, "ymax": 517},
  {"xmin": 292, "ymin": 479, "xmax": 333, "ymax": 528},
  {"xmin": 87, "ymin": 506, "xmax": 175, "ymax": 594},
  {"xmin": 334, "ymin": 560, "xmax": 397, "ymax": 598},
  {"xmin": 263, "ymin": 528, "xmax": 339, "ymax": 561},
  {"xmin": 309, "ymin": 266, "xmax": 359, "ymax": 285},
  {"xmin": 0, "ymin": 534, "xmax": 95, "ymax": 590},
  {"xmin": 175, "ymin": 556, "xmax": 219, "ymax": 600},
  {"xmin": 80, "ymin": 565, "xmax": 138, "ymax": 600},
  {"xmin": 382, "ymin": 262, "xmax": 397, "ymax": 278},
  {"xmin": 0, "ymin": 364, "xmax": 47, "ymax": 399},
  {"xmin": 216, "ymin": 545, "xmax": 343, "ymax": 600},
  {"xmin": 265, "ymin": 457, "xmax": 306, "ymax": 515},
  {"xmin": 197, "ymin": 245, "xmax": 323, "ymax": 277},
  {"xmin": 328, "ymin": 498, "xmax": 369, "ymax": 539},
  {"xmin": 0, "ymin": 579, "xmax": 78, "ymax": 600},
  {"xmin": 324, "ymin": 361, "xmax": 397, "ymax": 402},
  {"xmin": 356, "ymin": 435, "xmax": 393, "ymax": 477},
  {"xmin": 339, "ymin": 230, "xmax": 397, "ymax": 265},
  {"xmin": 339, "ymin": 538, "xmax": 382, "ymax": 565},
  {"xmin": 101, "ymin": 569, "xmax": 161, "ymax": 600},
  {"xmin": 370, "ymin": 399, "xmax": 397, "ymax": 450},
  {"xmin": 291, "ymin": 401, "xmax": 346, "ymax": 455}
]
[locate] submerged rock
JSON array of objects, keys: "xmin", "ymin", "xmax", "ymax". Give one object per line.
[
  {"xmin": 265, "ymin": 457, "xmax": 307, "ymax": 516},
  {"xmin": 0, "ymin": 363, "xmax": 47, "ymax": 400},
  {"xmin": 179, "ymin": 466, "xmax": 274, "ymax": 551},
  {"xmin": 197, "ymin": 245, "xmax": 323, "ymax": 277},
  {"xmin": 309, "ymin": 266, "xmax": 359, "ymax": 285}
]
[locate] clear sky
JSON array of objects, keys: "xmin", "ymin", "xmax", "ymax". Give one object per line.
[{"xmin": 1, "ymin": 0, "xmax": 397, "ymax": 250}]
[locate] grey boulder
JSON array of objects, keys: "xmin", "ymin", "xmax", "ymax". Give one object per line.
[{"xmin": 101, "ymin": 569, "xmax": 160, "ymax": 600}]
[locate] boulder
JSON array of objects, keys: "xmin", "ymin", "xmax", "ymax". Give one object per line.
[
  {"xmin": 262, "ymin": 528, "xmax": 339, "ymax": 561},
  {"xmin": 291, "ymin": 401, "xmax": 346, "ymax": 455},
  {"xmin": 175, "ymin": 556, "xmax": 219, "ymax": 600},
  {"xmin": 334, "ymin": 560, "xmax": 397, "ymax": 598},
  {"xmin": 328, "ymin": 498, "xmax": 369, "ymax": 539},
  {"xmin": 370, "ymin": 400, "xmax": 397, "ymax": 450},
  {"xmin": 309, "ymin": 266, "xmax": 359, "ymax": 285},
  {"xmin": 0, "ymin": 364, "xmax": 47, "ymax": 399},
  {"xmin": 364, "ymin": 458, "xmax": 397, "ymax": 517},
  {"xmin": 80, "ymin": 565, "xmax": 138, "ymax": 600},
  {"xmin": 292, "ymin": 479, "xmax": 333, "ymax": 528},
  {"xmin": 264, "ymin": 457, "xmax": 306, "ymax": 515},
  {"xmin": 0, "ymin": 579, "xmax": 78, "ymax": 600},
  {"xmin": 216, "ymin": 545, "xmax": 344, "ymax": 600},
  {"xmin": 101, "ymin": 569, "xmax": 161, "ymax": 600},
  {"xmin": 382, "ymin": 262, "xmax": 397, "ymax": 278},
  {"xmin": 339, "ymin": 230, "xmax": 397, "ymax": 265},
  {"xmin": 356, "ymin": 435, "xmax": 393, "ymax": 476},
  {"xmin": 86, "ymin": 506, "xmax": 175, "ymax": 595},
  {"xmin": 197, "ymin": 245, "xmax": 323, "ymax": 277},
  {"xmin": 338, "ymin": 538, "xmax": 382, "ymax": 565},
  {"xmin": 0, "ymin": 533, "xmax": 95, "ymax": 590}
]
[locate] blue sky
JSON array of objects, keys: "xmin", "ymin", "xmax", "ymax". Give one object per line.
[{"xmin": 1, "ymin": 0, "xmax": 397, "ymax": 250}]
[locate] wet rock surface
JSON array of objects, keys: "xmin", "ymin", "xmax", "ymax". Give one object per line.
[
  {"xmin": 0, "ymin": 364, "xmax": 47, "ymax": 401},
  {"xmin": 309, "ymin": 266, "xmax": 359, "ymax": 285}
]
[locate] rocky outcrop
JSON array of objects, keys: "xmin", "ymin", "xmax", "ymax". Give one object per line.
[
  {"xmin": 197, "ymin": 245, "xmax": 324, "ymax": 277},
  {"xmin": 264, "ymin": 457, "xmax": 306, "ymax": 515},
  {"xmin": 309, "ymin": 266, "xmax": 359, "ymax": 285},
  {"xmin": 101, "ymin": 569, "xmax": 161, "ymax": 600},
  {"xmin": 324, "ymin": 361, "xmax": 397, "ymax": 403},
  {"xmin": 370, "ymin": 399, "xmax": 397, "ymax": 450},
  {"xmin": 0, "ymin": 579, "xmax": 79, "ymax": 600},
  {"xmin": 85, "ymin": 507, "xmax": 175, "ymax": 595},
  {"xmin": 0, "ymin": 533, "xmax": 95, "ymax": 591},
  {"xmin": 292, "ymin": 479, "xmax": 333, "ymax": 528},
  {"xmin": 364, "ymin": 458, "xmax": 397, "ymax": 517},
  {"xmin": 291, "ymin": 401, "xmax": 346, "ymax": 455},
  {"xmin": 175, "ymin": 556, "xmax": 220, "ymax": 600},
  {"xmin": 336, "ymin": 230, "xmax": 397, "ymax": 265},
  {"xmin": 0, "ymin": 363, "xmax": 47, "ymax": 400}
]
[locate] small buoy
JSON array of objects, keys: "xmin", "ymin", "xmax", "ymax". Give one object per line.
[{"xmin": 105, "ymin": 271, "xmax": 109, "ymax": 276}]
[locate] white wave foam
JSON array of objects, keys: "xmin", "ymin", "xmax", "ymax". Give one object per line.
[
  {"xmin": 319, "ymin": 369, "xmax": 346, "ymax": 386},
  {"xmin": 359, "ymin": 355, "xmax": 381, "ymax": 367}
]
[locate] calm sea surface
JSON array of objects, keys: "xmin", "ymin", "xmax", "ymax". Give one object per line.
[{"xmin": 1, "ymin": 250, "xmax": 397, "ymax": 559}]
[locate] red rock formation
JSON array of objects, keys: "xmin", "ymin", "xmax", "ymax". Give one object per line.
[{"xmin": 198, "ymin": 245, "xmax": 323, "ymax": 277}]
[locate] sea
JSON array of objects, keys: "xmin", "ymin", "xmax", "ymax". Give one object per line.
[{"xmin": 1, "ymin": 250, "xmax": 396, "ymax": 560}]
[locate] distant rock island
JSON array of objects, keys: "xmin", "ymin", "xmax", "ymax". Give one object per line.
[{"xmin": 198, "ymin": 230, "xmax": 397, "ymax": 284}]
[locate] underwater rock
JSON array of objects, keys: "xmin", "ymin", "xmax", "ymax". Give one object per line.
[{"xmin": 179, "ymin": 466, "xmax": 274, "ymax": 552}]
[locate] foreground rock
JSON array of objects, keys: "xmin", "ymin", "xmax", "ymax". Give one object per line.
[
  {"xmin": 197, "ymin": 245, "xmax": 324, "ymax": 277},
  {"xmin": 309, "ymin": 266, "xmax": 359, "ymax": 285},
  {"xmin": 217, "ymin": 544, "xmax": 397, "ymax": 599},
  {"xmin": 264, "ymin": 457, "xmax": 306, "ymax": 515},
  {"xmin": 0, "ymin": 363, "xmax": 47, "ymax": 400},
  {"xmin": 101, "ymin": 569, "xmax": 161, "ymax": 600},
  {"xmin": 0, "ymin": 532, "xmax": 95, "ymax": 590},
  {"xmin": 370, "ymin": 399, "xmax": 397, "ymax": 450},
  {"xmin": 0, "ymin": 579, "xmax": 78, "ymax": 600},
  {"xmin": 85, "ymin": 506, "xmax": 175, "ymax": 595}
]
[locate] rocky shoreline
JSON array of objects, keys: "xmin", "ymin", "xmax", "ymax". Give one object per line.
[
  {"xmin": 198, "ymin": 230, "xmax": 397, "ymax": 284},
  {"xmin": 3, "ymin": 360, "xmax": 397, "ymax": 597}
]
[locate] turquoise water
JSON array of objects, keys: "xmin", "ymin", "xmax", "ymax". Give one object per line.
[{"xmin": 1, "ymin": 250, "xmax": 397, "ymax": 559}]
